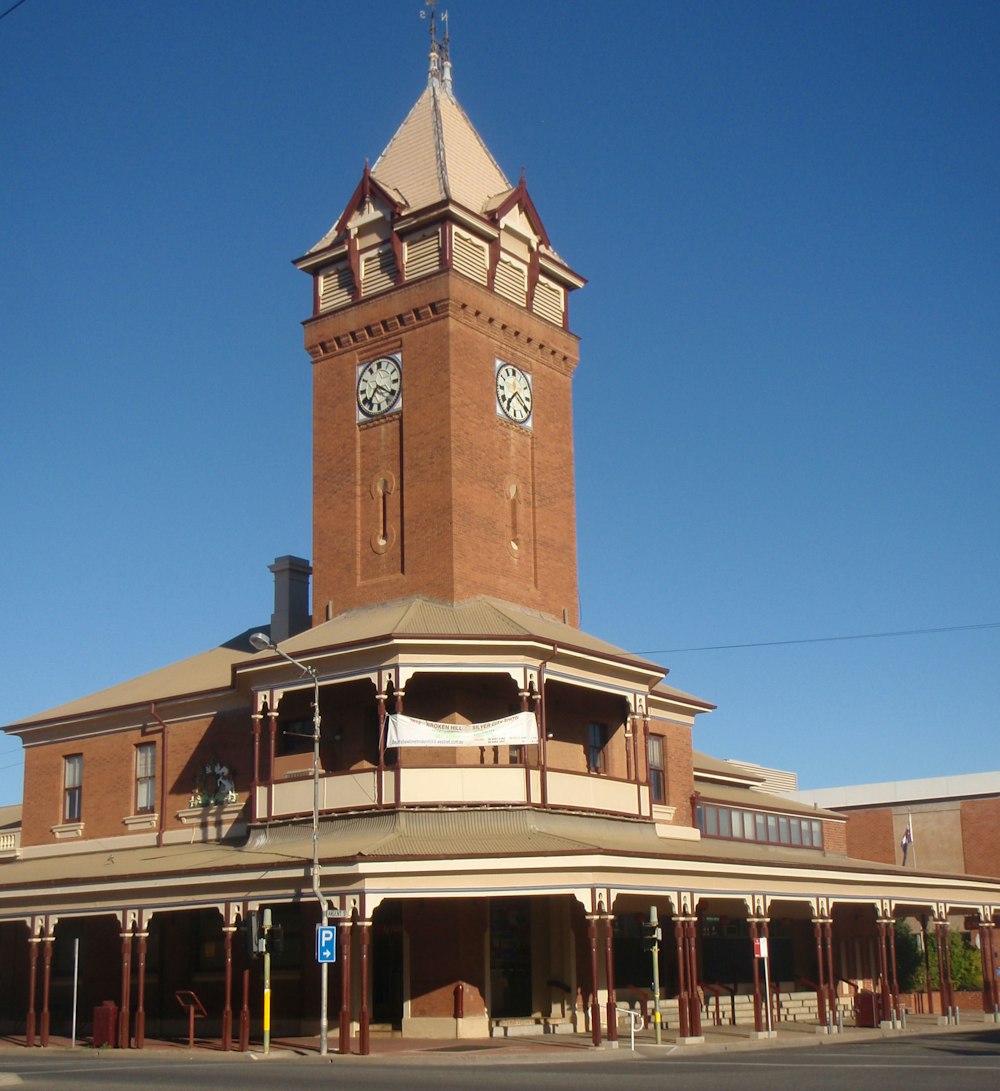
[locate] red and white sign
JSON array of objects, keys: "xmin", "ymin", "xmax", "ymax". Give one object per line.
[{"xmin": 754, "ymin": 936, "xmax": 769, "ymax": 959}]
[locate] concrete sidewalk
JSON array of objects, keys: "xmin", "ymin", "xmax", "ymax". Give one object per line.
[{"xmin": 3, "ymin": 1012, "xmax": 998, "ymax": 1064}]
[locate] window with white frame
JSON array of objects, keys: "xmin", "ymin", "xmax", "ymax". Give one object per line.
[
  {"xmin": 135, "ymin": 742, "xmax": 156, "ymax": 813},
  {"xmin": 63, "ymin": 755, "xmax": 82, "ymax": 822}
]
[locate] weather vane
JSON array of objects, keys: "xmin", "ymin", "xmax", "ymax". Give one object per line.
[{"xmin": 420, "ymin": 0, "xmax": 450, "ymax": 87}]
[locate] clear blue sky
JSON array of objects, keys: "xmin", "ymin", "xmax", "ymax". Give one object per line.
[{"xmin": 2, "ymin": 1, "xmax": 998, "ymax": 805}]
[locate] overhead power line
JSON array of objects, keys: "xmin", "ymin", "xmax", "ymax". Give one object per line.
[
  {"xmin": 640, "ymin": 621, "xmax": 1000, "ymax": 655},
  {"xmin": 0, "ymin": 0, "xmax": 29, "ymax": 24}
]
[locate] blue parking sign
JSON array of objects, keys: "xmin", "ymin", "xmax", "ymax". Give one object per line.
[{"xmin": 316, "ymin": 924, "xmax": 337, "ymax": 963}]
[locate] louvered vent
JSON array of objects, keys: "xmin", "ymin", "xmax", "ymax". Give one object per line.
[
  {"xmin": 533, "ymin": 276, "xmax": 564, "ymax": 325},
  {"xmin": 361, "ymin": 246, "xmax": 397, "ymax": 296},
  {"xmin": 453, "ymin": 230, "xmax": 489, "ymax": 285},
  {"xmin": 404, "ymin": 231, "xmax": 440, "ymax": 280},
  {"xmin": 494, "ymin": 257, "xmax": 527, "ymax": 307},
  {"xmin": 319, "ymin": 262, "xmax": 353, "ymax": 312}
]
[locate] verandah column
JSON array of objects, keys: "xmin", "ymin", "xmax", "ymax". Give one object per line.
[
  {"xmin": 684, "ymin": 917, "xmax": 702, "ymax": 1037},
  {"xmin": 601, "ymin": 912, "xmax": 617, "ymax": 1044},
  {"xmin": 39, "ymin": 932, "xmax": 53, "ymax": 1047},
  {"xmin": 359, "ymin": 920, "xmax": 371, "ymax": 1056},
  {"xmin": 674, "ymin": 917, "xmax": 689, "ymax": 1038},
  {"xmin": 748, "ymin": 919, "xmax": 764, "ymax": 1032},
  {"xmin": 586, "ymin": 914, "xmax": 602, "ymax": 1046},
  {"xmin": 338, "ymin": 921, "xmax": 352, "ymax": 1054},
  {"xmin": 935, "ymin": 918, "xmax": 955, "ymax": 1014},
  {"xmin": 222, "ymin": 923, "xmax": 235, "ymax": 1050},
  {"xmin": 25, "ymin": 928, "xmax": 39, "ymax": 1046},
  {"xmin": 876, "ymin": 918, "xmax": 893, "ymax": 1020},
  {"xmin": 812, "ymin": 919, "xmax": 828, "ymax": 1026},
  {"xmin": 823, "ymin": 919, "xmax": 837, "ymax": 1021},
  {"xmin": 135, "ymin": 928, "xmax": 148, "ymax": 1049},
  {"xmin": 118, "ymin": 921, "xmax": 133, "ymax": 1048},
  {"xmin": 887, "ymin": 919, "xmax": 900, "ymax": 1016}
]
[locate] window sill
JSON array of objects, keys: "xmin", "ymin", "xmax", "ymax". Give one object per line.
[
  {"xmin": 51, "ymin": 822, "xmax": 84, "ymax": 839},
  {"xmin": 122, "ymin": 813, "xmax": 158, "ymax": 831}
]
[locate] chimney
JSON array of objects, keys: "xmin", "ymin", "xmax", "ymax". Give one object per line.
[{"xmin": 268, "ymin": 555, "xmax": 312, "ymax": 643}]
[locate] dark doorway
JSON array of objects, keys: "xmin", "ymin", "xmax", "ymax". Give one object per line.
[{"xmin": 490, "ymin": 899, "xmax": 532, "ymax": 1017}]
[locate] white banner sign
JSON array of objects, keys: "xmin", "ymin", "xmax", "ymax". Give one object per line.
[{"xmin": 386, "ymin": 711, "xmax": 538, "ymax": 748}]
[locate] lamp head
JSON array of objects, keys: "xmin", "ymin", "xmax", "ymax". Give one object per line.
[{"xmin": 249, "ymin": 631, "xmax": 273, "ymax": 652}]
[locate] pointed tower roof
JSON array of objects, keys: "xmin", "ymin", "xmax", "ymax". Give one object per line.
[{"xmin": 370, "ymin": 78, "xmax": 513, "ymax": 216}]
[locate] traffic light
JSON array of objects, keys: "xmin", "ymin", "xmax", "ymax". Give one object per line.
[
  {"xmin": 244, "ymin": 910, "xmax": 261, "ymax": 958},
  {"xmin": 642, "ymin": 908, "xmax": 661, "ymax": 952}
]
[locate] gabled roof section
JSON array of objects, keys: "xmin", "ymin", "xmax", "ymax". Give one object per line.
[{"xmin": 371, "ymin": 80, "xmax": 512, "ymax": 217}]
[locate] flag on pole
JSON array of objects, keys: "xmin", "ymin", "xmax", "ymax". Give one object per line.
[{"xmin": 900, "ymin": 817, "xmax": 914, "ymax": 866}]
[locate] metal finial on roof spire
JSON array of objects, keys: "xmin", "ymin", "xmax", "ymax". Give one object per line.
[{"xmin": 420, "ymin": 1, "xmax": 451, "ymax": 92}]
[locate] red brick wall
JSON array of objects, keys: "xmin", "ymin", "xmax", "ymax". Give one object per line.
[
  {"xmin": 822, "ymin": 819, "xmax": 848, "ymax": 854},
  {"xmin": 21, "ymin": 707, "xmax": 253, "ymax": 847},
  {"xmin": 307, "ymin": 271, "xmax": 581, "ymax": 625},
  {"xmin": 843, "ymin": 807, "xmax": 897, "ymax": 865},
  {"xmin": 960, "ymin": 796, "xmax": 1000, "ymax": 878}
]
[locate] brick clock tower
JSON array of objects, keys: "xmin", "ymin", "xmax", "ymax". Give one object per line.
[{"xmin": 294, "ymin": 32, "xmax": 585, "ymax": 629}]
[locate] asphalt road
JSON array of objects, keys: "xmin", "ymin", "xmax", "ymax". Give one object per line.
[{"xmin": 1, "ymin": 1029, "xmax": 998, "ymax": 1090}]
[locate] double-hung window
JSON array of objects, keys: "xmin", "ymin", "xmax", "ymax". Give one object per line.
[
  {"xmin": 63, "ymin": 755, "xmax": 83, "ymax": 822},
  {"xmin": 648, "ymin": 735, "xmax": 665, "ymax": 803},
  {"xmin": 135, "ymin": 742, "xmax": 156, "ymax": 813}
]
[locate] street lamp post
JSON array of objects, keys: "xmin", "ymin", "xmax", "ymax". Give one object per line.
[{"xmin": 249, "ymin": 632, "xmax": 329, "ymax": 1055}]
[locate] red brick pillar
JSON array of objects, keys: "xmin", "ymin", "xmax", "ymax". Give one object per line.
[
  {"xmin": 135, "ymin": 930, "xmax": 148, "ymax": 1049},
  {"xmin": 812, "ymin": 920, "xmax": 828, "ymax": 1025},
  {"xmin": 40, "ymin": 935, "xmax": 53, "ymax": 1047},
  {"xmin": 602, "ymin": 914, "xmax": 617, "ymax": 1043}
]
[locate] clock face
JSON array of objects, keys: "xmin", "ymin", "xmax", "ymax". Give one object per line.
[
  {"xmin": 356, "ymin": 355, "xmax": 402, "ymax": 420},
  {"xmin": 495, "ymin": 361, "xmax": 532, "ymax": 425}
]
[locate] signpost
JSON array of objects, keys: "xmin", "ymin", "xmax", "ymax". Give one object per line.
[
  {"xmin": 754, "ymin": 935, "xmax": 773, "ymax": 1034},
  {"xmin": 316, "ymin": 924, "xmax": 337, "ymax": 964}
]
